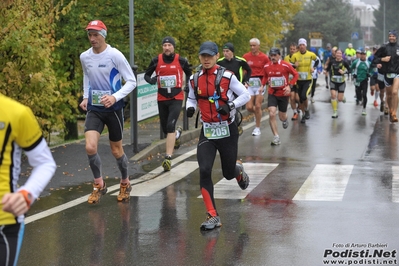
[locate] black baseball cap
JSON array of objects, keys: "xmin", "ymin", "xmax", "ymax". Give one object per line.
[
  {"xmin": 269, "ymin": 47, "xmax": 281, "ymax": 55},
  {"xmin": 199, "ymin": 41, "xmax": 218, "ymax": 56}
]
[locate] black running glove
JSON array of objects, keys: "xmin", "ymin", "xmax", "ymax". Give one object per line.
[
  {"xmin": 217, "ymin": 101, "xmax": 235, "ymax": 115},
  {"xmin": 187, "ymin": 107, "xmax": 195, "ymax": 118}
]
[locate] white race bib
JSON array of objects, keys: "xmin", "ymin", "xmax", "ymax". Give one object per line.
[
  {"xmin": 159, "ymin": 75, "xmax": 177, "ymax": 88},
  {"xmin": 249, "ymin": 77, "xmax": 261, "ymax": 88},
  {"xmin": 203, "ymin": 121, "xmax": 230, "ymax": 139},
  {"xmin": 270, "ymin": 77, "xmax": 285, "ymax": 88},
  {"xmin": 298, "ymin": 72, "xmax": 308, "ymax": 80},
  {"xmin": 91, "ymin": 90, "xmax": 111, "ymax": 106},
  {"xmin": 331, "ymin": 75, "xmax": 344, "ymax": 83}
]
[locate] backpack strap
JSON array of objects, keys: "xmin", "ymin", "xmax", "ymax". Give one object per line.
[
  {"xmin": 214, "ymin": 66, "xmax": 226, "ymax": 100},
  {"xmin": 193, "ymin": 66, "xmax": 226, "ymax": 101}
]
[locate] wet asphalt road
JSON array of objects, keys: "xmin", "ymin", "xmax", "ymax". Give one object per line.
[{"xmin": 19, "ymin": 78, "xmax": 399, "ymax": 266}]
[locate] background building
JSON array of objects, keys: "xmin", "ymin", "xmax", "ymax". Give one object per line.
[{"xmin": 351, "ymin": 0, "xmax": 378, "ymax": 45}]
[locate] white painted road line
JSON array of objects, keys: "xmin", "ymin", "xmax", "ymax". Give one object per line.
[
  {"xmin": 116, "ymin": 161, "xmax": 199, "ymax": 197},
  {"xmin": 198, "ymin": 163, "xmax": 278, "ymax": 200},
  {"xmin": 392, "ymin": 166, "xmax": 399, "ymax": 203},
  {"xmin": 25, "ymin": 149, "xmax": 198, "ymax": 224},
  {"xmin": 293, "ymin": 164, "xmax": 353, "ymax": 201}
]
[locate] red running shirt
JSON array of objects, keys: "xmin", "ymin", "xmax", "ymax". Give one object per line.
[
  {"xmin": 262, "ymin": 59, "xmax": 299, "ymax": 97},
  {"xmin": 242, "ymin": 52, "xmax": 270, "ymax": 77},
  {"xmin": 155, "ymin": 54, "xmax": 184, "ymax": 101}
]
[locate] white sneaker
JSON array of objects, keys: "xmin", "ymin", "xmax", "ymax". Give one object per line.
[
  {"xmin": 311, "ymin": 97, "xmax": 315, "ymax": 103},
  {"xmin": 252, "ymin": 127, "xmax": 261, "ymax": 136},
  {"xmin": 271, "ymin": 136, "xmax": 281, "ymax": 146},
  {"xmin": 362, "ymin": 109, "xmax": 366, "ymax": 116}
]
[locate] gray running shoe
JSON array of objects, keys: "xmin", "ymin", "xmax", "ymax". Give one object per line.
[
  {"xmin": 282, "ymin": 120, "xmax": 289, "ymax": 129},
  {"xmin": 200, "ymin": 213, "xmax": 222, "ymax": 230},
  {"xmin": 305, "ymin": 110, "xmax": 310, "ymax": 119},
  {"xmin": 236, "ymin": 160, "xmax": 250, "ymax": 190}
]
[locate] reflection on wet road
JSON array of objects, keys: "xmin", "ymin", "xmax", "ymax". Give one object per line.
[{"xmin": 19, "ymin": 81, "xmax": 399, "ymax": 266}]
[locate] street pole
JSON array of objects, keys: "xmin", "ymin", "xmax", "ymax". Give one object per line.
[
  {"xmin": 383, "ymin": 0, "xmax": 386, "ymax": 43},
  {"xmin": 129, "ymin": 0, "xmax": 139, "ymax": 153}
]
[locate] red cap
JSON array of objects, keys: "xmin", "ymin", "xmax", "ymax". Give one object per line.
[{"xmin": 86, "ymin": 20, "xmax": 107, "ymax": 31}]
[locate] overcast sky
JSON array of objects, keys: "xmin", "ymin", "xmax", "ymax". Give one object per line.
[{"xmin": 358, "ymin": 0, "xmax": 378, "ymax": 5}]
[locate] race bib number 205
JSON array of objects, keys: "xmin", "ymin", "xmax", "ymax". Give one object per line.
[{"xmin": 203, "ymin": 121, "xmax": 230, "ymax": 139}]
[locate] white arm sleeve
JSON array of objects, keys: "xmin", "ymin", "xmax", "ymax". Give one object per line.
[
  {"xmin": 186, "ymin": 75, "xmax": 197, "ymax": 110},
  {"xmin": 18, "ymin": 139, "xmax": 56, "ymax": 201},
  {"xmin": 229, "ymin": 75, "xmax": 250, "ymax": 108}
]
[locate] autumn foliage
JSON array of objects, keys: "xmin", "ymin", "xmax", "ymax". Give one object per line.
[{"xmin": 0, "ymin": 0, "xmax": 302, "ymax": 142}]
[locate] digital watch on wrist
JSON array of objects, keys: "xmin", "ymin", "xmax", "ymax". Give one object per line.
[{"xmin": 18, "ymin": 190, "xmax": 33, "ymax": 208}]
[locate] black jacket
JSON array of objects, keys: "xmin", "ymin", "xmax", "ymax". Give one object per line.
[{"xmin": 372, "ymin": 41, "xmax": 399, "ymax": 74}]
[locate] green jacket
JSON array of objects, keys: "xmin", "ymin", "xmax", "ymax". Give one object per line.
[{"xmin": 350, "ymin": 59, "xmax": 372, "ymax": 83}]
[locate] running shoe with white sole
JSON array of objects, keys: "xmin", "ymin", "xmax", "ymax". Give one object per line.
[
  {"xmin": 200, "ymin": 213, "xmax": 222, "ymax": 231},
  {"xmin": 332, "ymin": 111, "xmax": 338, "ymax": 119},
  {"xmin": 174, "ymin": 126, "xmax": 183, "ymax": 149},
  {"xmin": 271, "ymin": 136, "xmax": 281, "ymax": 146},
  {"xmin": 252, "ymin": 127, "xmax": 261, "ymax": 136}
]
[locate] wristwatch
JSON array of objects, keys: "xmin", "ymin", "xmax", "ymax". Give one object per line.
[
  {"xmin": 18, "ymin": 190, "xmax": 33, "ymax": 208},
  {"xmin": 228, "ymin": 101, "xmax": 235, "ymax": 110}
]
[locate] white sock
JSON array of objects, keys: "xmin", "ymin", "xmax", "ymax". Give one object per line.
[
  {"xmin": 175, "ymin": 130, "xmax": 181, "ymax": 139},
  {"xmin": 375, "ymin": 91, "xmax": 380, "ymax": 101}
]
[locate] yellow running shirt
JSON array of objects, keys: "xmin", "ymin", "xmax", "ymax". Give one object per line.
[
  {"xmin": 0, "ymin": 94, "xmax": 43, "ymax": 225},
  {"xmin": 291, "ymin": 50, "xmax": 318, "ymax": 80}
]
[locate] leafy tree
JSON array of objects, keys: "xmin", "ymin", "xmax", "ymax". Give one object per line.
[
  {"xmin": 0, "ymin": 0, "xmax": 77, "ymax": 140},
  {"xmin": 220, "ymin": 0, "xmax": 303, "ymax": 56},
  {"xmin": 134, "ymin": 0, "xmax": 234, "ymax": 69},
  {"xmin": 1, "ymin": 0, "xmax": 305, "ymax": 142},
  {"xmin": 284, "ymin": 0, "xmax": 357, "ymax": 48},
  {"xmin": 372, "ymin": 0, "xmax": 399, "ymax": 45}
]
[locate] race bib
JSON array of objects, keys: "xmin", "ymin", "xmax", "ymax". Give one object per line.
[
  {"xmin": 377, "ymin": 73, "xmax": 384, "ymax": 81},
  {"xmin": 160, "ymin": 75, "xmax": 177, "ymax": 88},
  {"xmin": 270, "ymin": 77, "xmax": 285, "ymax": 88},
  {"xmin": 387, "ymin": 73, "xmax": 397, "ymax": 78},
  {"xmin": 203, "ymin": 121, "xmax": 230, "ymax": 139},
  {"xmin": 298, "ymin": 72, "xmax": 308, "ymax": 80},
  {"xmin": 249, "ymin": 77, "xmax": 261, "ymax": 87},
  {"xmin": 331, "ymin": 75, "xmax": 344, "ymax": 83},
  {"xmin": 91, "ymin": 90, "xmax": 111, "ymax": 106}
]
